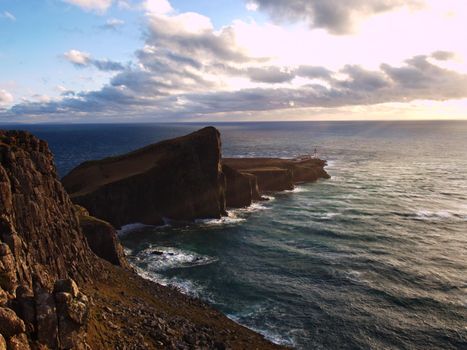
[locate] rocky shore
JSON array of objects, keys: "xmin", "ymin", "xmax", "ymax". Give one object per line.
[
  {"xmin": 0, "ymin": 129, "xmax": 287, "ymax": 349},
  {"xmin": 63, "ymin": 127, "xmax": 329, "ymax": 228},
  {"xmin": 0, "ymin": 127, "xmax": 329, "ymax": 349}
]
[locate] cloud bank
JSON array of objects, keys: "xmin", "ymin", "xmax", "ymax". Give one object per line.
[
  {"xmin": 2, "ymin": 1, "xmax": 466, "ymax": 122},
  {"xmin": 248, "ymin": 0, "xmax": 423, "ymax": 34}
]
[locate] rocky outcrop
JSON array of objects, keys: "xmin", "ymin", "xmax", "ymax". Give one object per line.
[
  {"xmin": 0, "ymin": 130, "xmax": 94, "ymax": 289},
  {"xmin": 223, "ymin": 157, "xmax": 330, "ymax": 192},
  {"xmin": 63, "ymin": 128, "xmax": 329, "ymax": 219},
  {"xmin": 75, "ymin": 206, "xmax": 130, "ymax": 269},
  {"xmin": 63, "ymin": 127, "xmax": 227, "ymax": 228},
  {"xmin": 222, "ymin": 165, "xmax": 262, "ymax": 208},
  {"xmin": 0, "ymin": 130, "xmax": 94, "ymax": 349}
]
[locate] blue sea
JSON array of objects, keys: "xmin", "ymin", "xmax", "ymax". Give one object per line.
[{"xmin": 7, "ymin": 121, "xmax": 467, "ymax": 349}]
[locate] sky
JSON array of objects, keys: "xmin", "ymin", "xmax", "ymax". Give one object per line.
[{"xmin": 0, "ymin": 0, "xmax": 467, "ymax": 123}]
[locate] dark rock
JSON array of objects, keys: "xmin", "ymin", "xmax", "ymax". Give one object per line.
[
  {"xmin": 63, "ymin": 127, "xmax": 227, "ymax": 228},
  {"xmin": 248, "ymin": 168, "xmax": 294, "ymax": 192},
  {"xmin": 11, "ymin": 286, "xmax": 35, "ymax": 334},
  {"xmin": 53, "ymin": 279, "xmax": 80, "ymax": 298},
  {"xmin": 223, "ymin": 157, "xmax": 330, "ymax": 192},
  {"xmin": 222, "ymin": 164, "xmax": 254, "ymax": 208},
  {"xmin": 150, "ymin": 251, "xmax": 164, "ymax": 256},
  {"xmin": 75, "ymin": 206, "xmax": 131, "ymax": 269},
  {"xmin": 34, "ymin": 286, "xmax": 59, "ymax": 349}
]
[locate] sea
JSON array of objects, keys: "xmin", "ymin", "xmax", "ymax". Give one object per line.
[{"xmin": 5, "ymin": 121, "xmax": 466, "ymax": 350}]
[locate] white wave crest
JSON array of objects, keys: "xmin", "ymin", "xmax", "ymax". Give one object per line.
[
  {"xmin": 117, "ymin": 223, "xmax": 155, "ymax": 237},
  {"xmin": 134, "ymin": 246, "xmax": 218, "ymax": 271}
]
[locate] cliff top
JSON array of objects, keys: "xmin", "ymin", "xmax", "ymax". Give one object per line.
[{"xmin": 62, "ymin": 126, "xmax": 220, "ymax": 197}]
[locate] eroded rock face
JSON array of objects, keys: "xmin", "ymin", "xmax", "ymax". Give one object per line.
[
  {"xmin": 0, "ymin": 130, "xmax": 94, "ymax": 349},
  {"xmin": 222, "ymin": 165, "xmax": 255, "ymax": 208},
  {"xmin": 0, "ymin": 130, "xmax": 93, "ymax": 289},
  {"xmin": 223, "ymin": 157, "xmax": 330, "ymax": 192},
  {"xmin": 75, "ymin": 206, "xmax": 130, "ymax": 269},
  {"xmin": 63, "ymin": 127, "xmax": 227, "ymax": 228}
]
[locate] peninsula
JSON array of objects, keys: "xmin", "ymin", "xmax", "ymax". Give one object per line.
[
  {"xmin": 62, "ymin": 127, "xmax": 329, "ymax": 228},
  {"xmin": 0, "ymin": 127, "xmax": 328, "ymax": 349}
]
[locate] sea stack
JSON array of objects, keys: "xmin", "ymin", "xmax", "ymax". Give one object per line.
[{"xmin": 62, "ymin": 127, "xmax": 227, "ymax": 228}]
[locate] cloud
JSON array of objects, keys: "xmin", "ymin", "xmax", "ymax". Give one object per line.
[
  {"xmin": 247, "ymin": 67, "xmax": 295, "ymax": 83},
  {"xmin": 3, "ymin": 3, "xmax": 467, "ymax": 121},
  {"xmin": 246, "ymin": 2, "xmax": 259, "ymax": 12},
  {"xmin": 5, "ymin": 51, "xmax": 467, "ymax": 121},
  {"xmin": 143, "ymin": 0, "xmax": 173, "ymax": 14},
  {"xmin": 0, "ymin": 89, "xmax": 13, "ymax": 106},
  {"xmin": 62, "ymin": 0, "xmax": 113, "ymax": 12},
  {"xmin": 1, "ymin": 11, "xmax": 16, "ymax": 21},
  {"xmin": 63, "ymin": 49, "xmax": 125, "ymax": 71},
  {"xmin": 248, "ymin": 0, "xmax": 423, "ymax": 34},
  {"xmin": 100, "ymin": 18, "xmax": 125, "ymax": 30},
  {"xmin": 431, "ymin": 51, "xmax": 456, "ymax": 61},
  {"xmin": 64, "ymin": 49, "xmax": 91, "ymax": 66}
]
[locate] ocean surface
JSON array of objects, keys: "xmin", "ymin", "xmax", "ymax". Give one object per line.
[{"xmin": 7, "ymin": 121, "xmax": 467, "ymax": 349}]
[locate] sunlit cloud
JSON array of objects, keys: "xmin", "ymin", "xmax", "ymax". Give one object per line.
[
  {"xmin": 0, "ymin": 89, "xmax": 14, "ymax": 107},
  {"xmin": 2, "ymin": 0, "xmax": 467, "ymax": 121},
  {"xmin": 100, "ymin": 18, "xmax": 125, "ymax": 30},
  {"xmin": 62, "ymin": 0, "xmax": 113, "ymax": 12},
  {"xmin": 63, "ymin": 50, "xmax": 125, "ymax": 71}
]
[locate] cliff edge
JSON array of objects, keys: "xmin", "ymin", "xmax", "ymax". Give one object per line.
[
  {"xmin": 0, "ymin": 130, "xmax": 284, "ymax": 349},
  {"xmin": 62, "ymin": 127, "xmax": 227, "ymax": 228}
]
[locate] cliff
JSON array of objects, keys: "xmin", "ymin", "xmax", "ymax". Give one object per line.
[
  {"xmin": 222, "ymin": 165, "xmax": 262, "ymax": 208},
  {"xmin": 64, "ymin": 129, "xmax": 330, "ymax": 217},
  {"xmin": 62, "ymin": 127, "xmax": 227, "ymax": 228},
  {"xmin": 0, "ymin": 130, "xmax": 96, "ymax": 349},
  {"xmin": 223, "ymin": 157, "xmax": 330, "ymax": 191},
  {"xmin": 0, "ymin": 129, "xmax": 284, "ymax": 349},
  {"xmin": 75, "ymin": 205, "xmax": 131, "ymax": 270}
]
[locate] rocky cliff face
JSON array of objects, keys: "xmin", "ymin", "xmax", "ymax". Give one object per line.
[
  {"xmin": 75, "ymin": 205, "xmax": 130, "ymax": 270},
  {"xmin": 223, "ymin": 157, "xmax": 330, "ymax": 192},
  {"xmin": 63, "ymin": 127, "xmax": 227, "ymax": 228},
  {"xmin": 0, "ymin": 129, "xmax": 284, "ymax": 350},
  {"xmin": 0, "ymin": 130, "xmax": 94, "ymax": 349}
]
